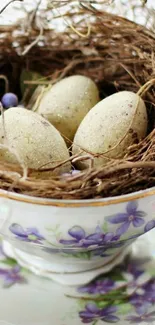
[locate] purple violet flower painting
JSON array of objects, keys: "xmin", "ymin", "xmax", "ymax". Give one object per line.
[
  {"xmin": 59, "ymin": 225, "xmax": 119, "ymax": 248},
  {"xmin": 78, "ymin": 279, "xmax": 115, "ymax": 295},
  {"xmin": 0, "ymin": 265, "xmax": 26, "ymax": 287},
  {"xmin": 144, "ymin": 220, "xmax": 155, "ymax": 233},
  {"xmin": 126, "ymin": 263, "xmax": 144, "ymax": 279},
  {"xmin": 143, "ymin": 280, "xmax": 155, "ymax": 304},
  {"xmin": 9, "ymin": 223, "xmax": 45, "ymax": 244},
  {"xmin": 126, "ymin": 311, "xmax": 155, "ymax": 323},
  {"xmin": 106, "ymin": 201, "xmax": 146, "ymax": 236},
  {"xmin": 8, "ymin": 200, "xmax": 155, "ymax": 263},
  {"xmin": 76, "ymin": 257, "xmax": 155, "ymax": 324},
  {"xmin": 129, "ymin": 293, "xmax": 152, "ymax": 315},
  {"xmin": 79, "ymin": 303, "xmax": 119, "ymax": 323}
]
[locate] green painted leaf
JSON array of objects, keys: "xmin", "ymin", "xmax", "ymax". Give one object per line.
[
  {"xmin": 117, "ymin": 303, "xmax": 133, "ymax": 315},
  {"xmin": 102, "ymin": 221, "xmax": 108, "ymax": 233},
  {"xmin": 74, "ymin": 252, "xmax": 91, "ymax": 260},
  {"xmin": 109, "ymin": 269, "xmax": 126, "ymax": 281},
  {"xmin": 20, "ymin": 69, "xmax": 43, "ymax": 97},
  {"xmin": 101, "ymin": 291, "xmax": 127, "ymax": 300},
  {"xmin": 90, "ymin": 287, "xmax": 128, "ymax": 303},
  {"xmin": 62, "ymin": 251, "xmax": 92, "ymax": 259},
  {"xmin": 46, "ymin": 224, "xmax": 61, "ymax": 235},
  {"xmin": 78, "ymin": 300, "xmax": 89, "ymax": 309},
  {"xmin": 121, "ymin": 232, "xmax": 141, "ymax": 241},
  {"xmin": 148, "ymin": 268, "xmax": 155, "ymax": 277},
  {"xmin": 97, "ymin": 301, "xmax": 109, "ymax": 308},
  {"xmin": 57, "ymin": 232, "xmax": 62, "ymax": 237},
  {"xmin": 1, "ymin": 257, "xmax": 17, "ymax": 266},
  {"xmin": 21, "ymin": 266, "xmax": 31, "ymax": 274},
  {"xmin": 111, "ymin": 274, "xmax": 125, "ymax": 282}
]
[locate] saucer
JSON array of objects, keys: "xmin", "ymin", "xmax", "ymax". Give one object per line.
[
  {"xmin": 0, "ymin": 230, "xmax": 155, "ymax": 324},
  {"xmin": 2, "ymin": 240, "xmax": 131, "ymax": 286}
]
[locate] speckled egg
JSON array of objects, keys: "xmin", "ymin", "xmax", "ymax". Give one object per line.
[
  {"xmin": 72, "ymin": 91, "xmax": 148, "ymax": 169},
  {"xmin": 36, "ymin": 75, "xmax": 100, "ymax": 142},
  {"xmin": 0, "ymin": 107, "xmax": 71, "ymax": 175}
]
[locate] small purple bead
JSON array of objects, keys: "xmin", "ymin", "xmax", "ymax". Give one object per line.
[{"xmin": 1, "ymin": 93, "xmax": 18, "ymax": 109}]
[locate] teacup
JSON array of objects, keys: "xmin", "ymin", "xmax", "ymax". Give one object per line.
[{"xmin": 0, "ymin": 187, "xmax": 154, "ymax": 285}]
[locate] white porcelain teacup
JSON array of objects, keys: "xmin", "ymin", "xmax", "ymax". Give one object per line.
[{"xmin": 0, "ymin": 187, "xmax": 155, "ymax": 285}]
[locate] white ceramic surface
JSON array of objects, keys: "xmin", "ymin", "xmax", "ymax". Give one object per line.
[
  {"xmin": 2, "ymin": 240, "xmax": 131, "ymax": 286},
  {"xmin": 0, "ymin": 187, "xmax": 155, "ymax": 281},
  {"xmin": 0, "ymin": 230, "xmax": 155, "ymax": 324}
]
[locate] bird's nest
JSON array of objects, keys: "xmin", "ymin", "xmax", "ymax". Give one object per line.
[{"xmin": 0, "ymin": 0, "xmax": 155, "ymax": 200}]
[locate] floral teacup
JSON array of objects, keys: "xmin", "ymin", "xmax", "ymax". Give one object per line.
[{"xmin": 0, "ymin": 187, "xmax": 154, "ymax": 285}]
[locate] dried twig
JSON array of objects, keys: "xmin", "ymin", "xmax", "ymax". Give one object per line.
[{"xmin": 0, "ymin": 0, "xmax": 24, "ymax": 15}]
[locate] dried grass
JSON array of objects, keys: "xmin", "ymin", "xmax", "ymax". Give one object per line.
[{"xmin": 0, "ymin": 0, "xmax": 155, "ymax": 199}]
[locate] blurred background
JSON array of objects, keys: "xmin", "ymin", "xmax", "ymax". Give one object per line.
[{"xmin": 0, "ymin": 0, "xmax": 155, "ymax": 29}]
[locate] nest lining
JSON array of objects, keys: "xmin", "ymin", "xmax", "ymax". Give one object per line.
[{"xmin": 0, "ymin": 1, "xmax": 155, "ymax": 200}]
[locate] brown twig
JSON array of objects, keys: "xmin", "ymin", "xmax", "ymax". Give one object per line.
[
  {"xmin": 0, "ymin": 75, "xmax": 9, "ymax": 93},
  {"xmin": 0, "ymin": 0, "xmax": 24, "ymax": 14}
]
